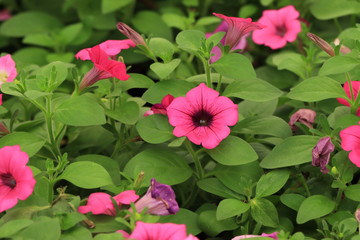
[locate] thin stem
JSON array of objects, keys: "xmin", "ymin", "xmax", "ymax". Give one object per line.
[
  {"xmin": 48, "ymin": 179, "xmax": 54, "ymax": 203},
  {"xmin": 45, "ymin": 95, "xmax": 62, "ymax": 160},
  {"xmin": 334, "ymin": 18, "xmax": 342, "ymax": 32},
  {"xmin": 298, "ymin": 171, "xmax": 311, "ymax": 197},
  {"xmin": 334, "ymin": 188, "xmax": 343, "ymax": 211},
  {"xmin": 203, "ymin": 60, "xmax": 212, "ymax": 88},
  {"xmin": 185, "ymin": 139, "xmax": 204, "ymax": 180},
  {"xmin": 215, "ymin": 74, "xmax": 223, "ymax": 92}
]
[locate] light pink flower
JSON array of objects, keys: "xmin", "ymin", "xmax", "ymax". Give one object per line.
[
  {"xmin": 0, "ymin": 145, "xmax": 36, "ymax": 212},
  {"xmin": 77, "ymin": 45, "xmax": 130, "ymax": 90},
  {"xmin": 288, "ymin": 109, "xmax": 316, "ymax": 132},
  {"xmin": 144, "ymin": 94, "xmax": 174, "ymax": 116},
  {"xmin": 337, "ymin": 81, "xmax": 360, "ymax": 117},
  {"xmin": 232, "ymin": 232, "xmax": 279, "ymax": 239},
  {"xmin": 75, "ymin": 39, "xmax": 135, "ymax": 60},
  {"xmin": 252, "ymin": 5, "xmax": 301, "ymax": 49},
  {"xmin": 0, "ymin": 9, "xmax": 11, "ymax": 21},
  {"xmin": 0, "ymin": 54, "xmax": 17, "ymax": 87},
  {"xmin": 78, "ymin": 190, "xmax": 139, "ymax": 216},
  {"xmin": 340, "ymin": 122, "xmax": 360, "ymax": 167},
  {"xmin": 167, "ymin": 83, "xmax": 238, "ymax": 149},
  {"xmin": 125, "ymin": 221, "xmax": 199, "ymax": 240}
]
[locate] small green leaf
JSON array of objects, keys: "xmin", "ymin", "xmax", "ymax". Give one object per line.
[
  {"xmin": 197, "ymin": 178, "xmax": 240, "ymax": 199},
  {"xmin": 212, "ymin": 54, "xmax": 256, "ymax": 80},
  {"xmin": 136, "ymin": 114, "xmax": 174, "ymax": 144},
  {"xmin": 132, "ymin": 11, "xmax": 172, "ymax": 40},
  {"xmin": 216, "ymin": 199, "xmax": 250, "ymax": 220},
  {"xmin": 344, "ymin": 184, "xmax": 360, "ymax": 201},
  {"xmin": 280, "ymin": 194, "xmax": 306, "ymax": 211},
  {"xmin": 102, "ymin": 0, "xmax": 133, "ymax": 14},
  {"xmin": 149, "ymin": 38, "xmax": 175, "ymax": 63},
  {"xmin": 36, "ymin": 61, "xmax": 70, "ymax": 92},
  {"xmin": 250, "ymin": 198, "xmax": 279, "ymax": 227},
  {"xmin": 150, "ymin": 59, "xmax": 181, "ymax": 79},
  {"xmin": 105, "ymin": 101, "xmax": 139, "ymax": 125},
  {"xmin": 176, "ymin": 30, "xmax": 206, "ymax": 54},
  {"xmin": 310, "ymin": 0, "xmax": 360, "ymax": 20},
  {"xmin": 319, "ymin": 56, "xmax": 360, "ymax": 76},
  {"xmin": 160, "ymin": 208, "xmax": 201, "ymax": 236},
  {"xmin": 198, "ymin": 210, "xmax": 238, "ymax": 237},
  {"xmin": 15, "ymin": 217, "xmax": 61, "ymax": 240},
  {"xmin": 297, "ymin": 195, "xmax": 335, "ymax": 224},
  {"xmin": 0, "ymin": 219, "xmax": 33, "ymax": 238},
  {"xmin": 256, "ymin": 169, "xmax": 290, "ymax": 197}
]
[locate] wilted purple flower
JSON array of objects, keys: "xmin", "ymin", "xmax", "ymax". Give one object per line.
[
  {"xmin": 312, "ymin": 137, "xmax": 334, "ymax": 174},
  {"xmin": 289, "ymin": 109, "xmax": 316, "ymax": 132},
  {"xmin": 134, "ymin": 178, "xmax": 179, "ymax": 215}
]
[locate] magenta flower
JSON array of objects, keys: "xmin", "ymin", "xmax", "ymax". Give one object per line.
[
  {"xmin": 76, "ymin": 45, "xmax": 130, "ymax": 90},
  {"xmin": 0, "ymin": 9, "xmax": 11, "ymax": 21},
  {"xmin": 167, "ymin": 83, "xmax": 238, "ymax": 149},
  {"xmin": 213, "ymin": 13, "xmax": 264, "ymax": 51},
  {"xmin": 126, "ymin": 221, "xmax": 199, "ymax": 240},
  {"xmin": 144, "ymin": 94, "xmax": 174, "ymax": 116},
  {"xmin": 288, "ymin": 109, "xmax": 316, "ymax": 132},
  {"xmin": 134, "ymin": 178, "xmax": 179, "ymax": 215},
  {"xmin": 0, "ymin": 145, "xmax": 36, "ymax": 212},
  {"xmin": 337, "ymin": 81, "xmax": 360, "ymax": 117},
  {"xmin": 340, "ymin": 123, "xmax": 360, "ymax": 167},
  {"xmin": 312, "ymin": 137, "xmax": 335, "ymax": 174},
  {"xmin": 252, "ymin": 5, "xmax": 301, "ymax": 49},
  {"xmin": 78, "ymin": 190, "xmax": 139, "ymax": 216},
  {"xmin": 75, "ymin": 39, "xmax": 135, "ymax": 60},
  {"xmin": 0, "ymin": 54, "xmax": 17, "ymax": 87},
  {"xmin": 232, "ymin": 232, "xmax": 279, "ymax": 240}
]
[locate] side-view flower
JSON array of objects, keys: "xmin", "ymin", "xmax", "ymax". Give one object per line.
[{"xmin": 0, "ymin": 54, "xmax": 17, "ymax": 87}]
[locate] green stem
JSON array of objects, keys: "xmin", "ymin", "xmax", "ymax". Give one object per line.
[
  {"xmin": 334, "ymin": 188, "xmax": 343, "ymax": 211},
  {"xmin": 252, "ymin": 222, "xmax": 262, "ymax": 235},
  {"xmin": 298, "ymin": 171, "xmax": 311, "ymax": 197},
  {"xmin": 215, "ymin": 74, "xmax": 223, "ymax": 92},
  {"xmin": 48, "ymin": 179, "xmax": 54, "ymax": 203},
  {"xmin": 334, "ymin": 18, "xmax": 342, "ymax": 32},
  {"xmin": 45, "ymin": 96, "xmax": 61, "ymax": 160},
  {"xmin": 185, "ymin": 139, "xmax": 204, "ymax": 180},
  {"xmin": 203, "ymin": 60, "xmax": 212, "ymax": 88}
]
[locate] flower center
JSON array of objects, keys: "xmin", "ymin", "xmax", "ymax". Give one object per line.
[
  {"xmin": 275, "ymin": 25, "xmax": 287, "ymax": 37},
  {"xmin": 0, "ymin": 71, "xmax": 8, "ymax": 83},
  {"xmin": 192, "ymin": 109, "xmax": 213, "ymax": 127},
  {"xmin": 0, "ymin": 173, "xmax": 16, "ymax": 188}
]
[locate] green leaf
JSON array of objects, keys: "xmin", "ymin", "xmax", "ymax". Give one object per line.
[
  {"xmin": 24, "ymin": 90, "xmax": 52, "ymax": 100},
  {"xmin": 102, "ymin": 0, "xmax": 133, "ymax": 14},
  {"xmin": 105, "ymin": 101, "xmax": 139, "ymax": 125},
  {"xmin": 212, "ymin": 54, "xmax": 256, "ymax": 80},
  {"xmin": 54, "ymin": 95, "xmax": 106, "ymax": 126},
  {"xmin": 132, "ymin": 11, "xmax": 172, "ymax": 40},
  {"xmin": 13, "ymin": 47, "xmax": 48, "ymax": 66},
  {"xmin": 162, "ymin": 13, "xmax": 187, "ymax": 30},
  {"xmin": 0, "ymin": 11, "xmax": 63, "ymax": 37},
  {"xmin": 206, "ymin": 136, "xmax": 258, "ymax": 165},
  {"xmin": 149, "ymin": 38, "xmax": 175, "ymax": 63},
  {"xmin": 160, "ymin": 208, "xmax": 201, "ymax": 235},
  {"xmin": 58, "ymin": 161, "xmax": 113, "ymax": 189},
  {"xmin": 280, "ymin": 194, "xmax": 306, "ymax": 211},
  {"xmin": 176, "ymin": 30, "xmax": 206, "ymax": 54},
  {"xmin": 23, "ymin": 33, "xmax": 55, "ymax": 47},
  {"xmin": 260, "ymin": 136, "xmax": 321, "ymax": 169},
  {"xmin": 118, "ymin": 73, "xmax": 154, "ymax": 91},
  {"xmin": 124, "ymin": 148, "xmax": 192, "ymax": 186},
  {"xmin": 216, "ymin": 199, "xmax": 250, "ymax": 220},
  {"xmin": 223, "ymin": 78, "xmax": 283, "ymax": 102},
  {"xmin": 250, "ymin": 198, "xmax": 279, "ymax": 227},
  {"xmin": 93, "ymin": 233, "xmax": 125, "ymax": 240},
  {"xmin": 206, "ymin": 31, "xmax": 225, "ymax": 49},
  {"xmin": 136, "ymin": 114, "xmax": 174, "ymax": 144},
  {"xmin": 36, "ymin": 61, "xmax": 69, "ymax": 92},
  {"xmin": 15, "ymin": 217, "xmax": 61, "ymax": 240},
  {"xmin": 310, "ymin": 0, "xmax": 360, "ymax": 20},
  {"xmin": 256, "ymin": 169, "xmax": 290, "ymax": 197},
  {"xmin": 344, "ymin": 184, "xmax": 360, "ymax": 201},
  {"xmin": 150, "ymin": 59, "xmax": 181, "ymax": 79},
  {"xmin": 239, "ymin": 4, "xmax": 258, "ymax": 18},
  {"xmin": 195, "ymin": 16, "xmax": 221, "ymax": 26},
  {"xmin": 0, "ymin": 219, "xmax": 33, "ymax": 238},
  {"xmin": 238, "ymin": 99, "xmax": 278, "ymax": 117},
  {"xmin": 61, "ymin": 226, "xmax": 93, "ymax": 240},
  {"xmin": 59, "ymin": 23, "xmax": 84, "ymax": 45},
  {"xmin": 0, "ymin": 132, "xmax": 45, "ymax": 157},
  {"xmin": 60, "ymin": 212, "xmax": 86, "ymax": 231},
  {"xmin": 197, "ymin": 178, "xmax": 240, "ymax": 199},
  {"xmin": 198, "ymin": 210, "xmax": 238, "ymax": 237},
  {"xmin": 296, "ymin": 195, "xmax": 335, "ymax": 224},
  {"xmin": 319, "ymin": 56, "xmax": 360, "ymax": 76},
  {"xmin": 287, "ymin": 76, "xmax": 347, "ymax": 102}
]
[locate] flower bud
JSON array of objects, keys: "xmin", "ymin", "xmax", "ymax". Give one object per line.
[
  {"xmin": 117, "ymin": 22, "xmax": 147, "ymax": 47},
  {"xmin": 307, "ymin": 32, "xmax": 335, "ymax": 57},
  {"xmin": 312, "ymin": 137, "xmax": 335, "ymax": 174}
]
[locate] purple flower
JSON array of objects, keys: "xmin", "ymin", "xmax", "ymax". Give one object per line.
[
  {"xmin": 312, "ymin": 137, "xmax": 335, "ymax": 174},
  {"xmin": 288, "ymin": 109, "xmax": 316, "ymax": 132},
  {"xmin": 134, "ymin": 178, "xmax": 179, "ymax": 215}
]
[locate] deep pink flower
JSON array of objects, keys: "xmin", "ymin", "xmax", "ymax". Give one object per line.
[
  {"xmin": 0, "ymin": 9, "xmax": 11, "ymax": 21},
  {"xmin": 337, "ymin": 81, "xmax": 360, "ymax": 117},
  {"xmin": 144, "ymin": 94, "xmax": 174, "ymax": 116},
  {"xmin": 134, "ymin": 178, "xmax": 179, "ymax": 215},
  {"xmin": 232, "ymin": 232, "xmax": 279, "ymax": 240},
  {"xmin": 167, "ymin": 83, "xmax": 238, "ymax": 149},
  {"xmin": 213, "ymin": 13, "xmax": 264, "ymax": 51},
  {"xmin": 126, "ymin": 221, "xmax": 199, "ymax": 240},
  {"xmin": 252, "ymin": 5, "xmax": 301, "ymax": 49},
  {"xmin": 0, "ymin": 54, "xmax": 17, "ymax": 87},
  {"xmin": 78, "ymin": 190, "xmax": 139, "ymax": 216},
  {"xmin": 75, "ymin": 39, "xmax": 135, "ymax": 60},
  {"xmin": 312, "ymin": 137, "xmax": 335, "ymax": 174},
  {"xmin": 340, "ymin": 123, "xmax": 360, "ymax": 167},
  {"xmin": 288, "ymin": 109, "xmax": 316, "ymax": 132},
  {"xmin": 0, "ymin": 145, "xmax": 36, "ymax": 212},
  {"xmin": 77, "ymin": 45, "xmax": 130, "ymax": 90}
]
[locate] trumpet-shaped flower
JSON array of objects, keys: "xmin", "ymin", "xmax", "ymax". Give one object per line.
[
  {"xmin": 0, "ymin": 145, "xmax": 36, "ymax": 212},
  {"xmin": 340, "ymin": 123, "xmax": 360, "ymax": 167},
  {"xmin": 312, "ymin": 137, "xmax": 335, "ymax": 174},
  {"xmin": 337, "ymin": 81, "xmax": 360, "ymax": 117},
  {"xmin": 252, "ymin": 5, "xmax": 301, "ymax": 49},
  {"xmin": 144, "ymin": 94, "xmax": 174, "ymax": 116},
  {"xmin": 0, "ymin": 54, "xmax": 17, "ymax": 87},
  {"xmin": 288, "ymin": 109, "xmax": 316, "ymax": 132},
  {"xmin": 134, "ymin": 178, "xmax": 179, "ymax": 215},
  {"xmin": 167, "ymin": 83, "xmax": 238, "ymax": 149},
  {"xmin": 78, "ymin": 190, "xmax": 139, "ymax": 216}
]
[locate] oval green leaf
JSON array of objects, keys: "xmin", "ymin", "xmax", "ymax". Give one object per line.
[
  {"xmin": 297, "ymin": 195, "xmax": 335, "ymax": 224},
  {"xmin": 0, "ymin": 132, "xmax": 45, "ymax": 157},
  {"xmin": 136, "ymin": 114, "xmax": 174, "ymax": 144},
  {"xmin": 212, "ymin": 54, "xmax": 256, "ymax": 80},
  {"xmin": 250, "ymin": 198, "xmax": 279, "ymax": 227},
  {"xmin": 216, "ymin": 199, "xmax": 250, "ymax": 220},
  {"xmin": 256, "ymin": 169, "xmax": 290, "ymax": 198}
]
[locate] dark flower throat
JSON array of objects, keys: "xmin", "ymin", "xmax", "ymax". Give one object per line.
[
  {"xmin": 1, "ymin": 173, "xmax": 16, "ymax": 189},
  {"xmin": 192, "ymin": 110, "xmax": 213, "ymax": 127}
]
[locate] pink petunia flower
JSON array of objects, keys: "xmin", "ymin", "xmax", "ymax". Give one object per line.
[
  {"xmin": 340, "ymin": 122, "xmax": 360, "ymax": 167},
  {"xmin": 76, "ymin": 45, "xmax": 130, "ymax": 90},
  {"xmin": 288, "ymin": 109, "xmax": 316, "ymax": 132},
  {"xmin": 144, "ymin": 94, "xmax": 174, "ymax": 116},
  {"xmin": 0, "ymin": 145, "xmax": 36, "ymax": 212},
  {"xmin": 0, "ymin": 54, "xmax": 17, "ymax": 87},
  {"xmin": 75, "ymin": 39, "xmax": 135, "ymax": 60},
  {"xmin": 134, "ymin": 178, "xmax": 179, "ymax": 215},
  {"xmin": 167, "ymin": 83, "xmax": 238, "ymax": 149},
  {"xmin": 0, "ymin": 9, "xmax": 11, "ymax": 21},
  {"xmin": 337, "ymin": 81, "xmax": 360, "ymax": 117},
  {"xmin": 78, "ymin": 190, "xmax": 139, "ymax": 216},
  {"xmin": 124, "ymin": 221, "xmax": 199, "ymax": 240},
  {"xmin": 232, "ymin": 231, "xmax": 279, "ymax": 239},
  {"xmin": 252, "ymin": 5, "xmax": 301, "ymax": 49}
]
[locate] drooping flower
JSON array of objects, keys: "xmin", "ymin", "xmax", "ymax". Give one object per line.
[
  {"xmin": 213, "ymin": 13, "xmax": 264, "ymax": 51},
  {"xmin": 0, "ymin": 9, "xmax": 11, "ymax": 21},
  {"xmin": 75, "ymin": 39, "xmax": 135, "ymax": 60},
  {"xmin": 0, "ymin": 54, "xmax": 17, "ymax": 87},
  {"xmin": 252, "ymin": 5, "xmax": 301, "ymax": 49},
  {"xmin": 144, "ymin": 94, "xmax": 174, "ymax": 116},
  {"xmin": 125, "ymin": 221, "xmax": 199, "ymax": 240},
  {"xmin": 312, "ymin": 137, "xmax": 335, "ymax": 174},
  {"xmin": 78, "ymin": 190, "xmax": 139, "ymax": 216},
  {"xmin": 337, "ymin": 81, "xmax": 360, "ymax": 117},
  {"xmin": 232, "ymin": 232, "xmax": 279, "ymax": 240},
  {"xmin": 76, "ymin": 45, "xmax": 130, "ymax": 90},
  {"xmin": 0, "ymin": 145, "xmax": 36, "ymax": 212},
  {"xmin": 288, "ymin": 109, "xmax": 316, "ymax": 132},
  {"xmin": 167, "ymin": 83, "xmax": 238, "ymax": 149},
  {"xmin": 307, "ymin": 33, "xmax": 335, "ymax": 57},
  {"xmin": 134, "ymin": 178, "xmax": 179, "ymax": 215},
  {"xmin": 117, "ymin": 22, "xmax": 147, "ymax": 47},
  {"xmin": 340, "ymin": 122, "xmax": 360, "ymax": 167}
]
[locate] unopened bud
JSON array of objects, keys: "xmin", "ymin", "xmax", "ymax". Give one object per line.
[
  {"xmin": 134, "ymin": 171, "xmax": 145, "ymax": 189},
  {"xmin": 117, "ymin": 22, "xmax": 147, "ymax": 47},
  {"xmin": 307, "ymin": 32, "xmax": 335, "ymax": 57},
  {"xmin": 331, "ymin": 166, "xmax": 339, "ymax": 176}
]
